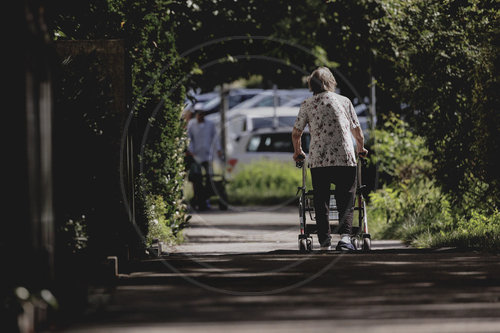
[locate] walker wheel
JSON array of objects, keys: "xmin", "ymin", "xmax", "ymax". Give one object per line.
[
  {"xmin": 362, "ymin": 237, "xmax": 371, "ymax": 251},
  {"xmin": 307, "ymin": 237, "xmax": 313, "ymax": 252},
  {"xmin": 299, "ymin": 238, "xmax": 313, "ymax": 253},
  {"xmin": 299, "ymin": 239, "xmax": 307, "ymax": 253},
  {"xmin": 352, "ymin": 238, "xmax": 361, "ymax": 250}
]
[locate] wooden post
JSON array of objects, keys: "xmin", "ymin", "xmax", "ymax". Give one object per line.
[
  {"xmin": 273, "ymin": 84, "xmax": 278, "ymax": 128},
  {"xmin": 369, "ymin": 75, "xmax": 376, "ymax": 131}
]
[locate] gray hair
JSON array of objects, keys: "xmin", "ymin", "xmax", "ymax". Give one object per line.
[{"xmin": 307, "ymin": 67, "xmax": 337, "ymax": 94}]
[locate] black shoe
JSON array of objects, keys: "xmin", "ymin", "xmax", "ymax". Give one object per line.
[{"xmin": 336, "ymin": 240, "xmax": 356, "ymax": 251}]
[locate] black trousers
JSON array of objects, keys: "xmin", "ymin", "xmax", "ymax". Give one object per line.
[
  {"xmin": 190, "ymin": 161, "xmax": 228, "ymax": 210},
  {"xmin": 310, "ymin": 166, "xmax": 357, "ymax": 246},
  {"xmin": 191, "ymin": 161, "xmax": 211, "ymax": 210}
]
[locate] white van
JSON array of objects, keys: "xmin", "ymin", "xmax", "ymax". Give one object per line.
[
  {"xmin": 225, "ymin": 127, "xmax": 310, "ymax": 176},
  {"xmin": 206, "ymin": 106, "xmax": 300, "ymax": 156}
]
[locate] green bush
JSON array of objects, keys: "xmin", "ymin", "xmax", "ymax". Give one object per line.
[
  {"xmin": 367, "ymin": 114, "xmax": 449, "ymax": 245},
  {"xmin": 49, "ymin": 0, "xmax": 190, "ymax": 253},
  {"xmin": 144, "ymin": 194, "xmax": 186, "ymax": 246},
  {"xmin": 227, "ymin": 160, "xmax": 312, "ymax": 205},
  {"xmin": 367, "ymin": 115, "xmax": 452, "ymax": 246},
  {"xmin": 109, "ymin": 0, "xmax": 189, "ymax": 246},
  {"xmin": 368, "ymin": 179, "xmax": 454, "ymax": 247},
  {"xmin": 371, "ymin": 0, "xmax": 499, "ymax": 209},
  {"xmin": 367, "ymin": 115, "xmax": 500, "ymax": 250},
  {"xmin": 370, "ymin": 114, "xmax": 433, "ymax": 185},
  {"xmin": 430, "ymin": 210, "xmax": 500, "ymax": 250}
]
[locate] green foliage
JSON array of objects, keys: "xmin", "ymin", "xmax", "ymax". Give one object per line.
[
  {"xmin": 47, "ymin": 0, "xmax": 498, "ymax": 251},
  {"xmin": 167, "ymin": 0, "xmax": 383, "ymax": 94},
  {"xmin": 110, "ymin": 0, "xmax": 189, "ymax": 244},
  {"xmin": 367, "ymin": 117, "xmax": 454, "ymax": 246},
  {"xmin": 368, "ymin": 116, "xmax": 500, "ymax": 249},
  {"xmin": 367, "ymin": 1, "xmax": 499, "ymax": 249},
  {"xmin": 367, "ymin": 115, "xmax": 444, "ymax": 244},
  {"xmin": 370, "ymin": 0, "xmax": 500, "ymax": 209},
  {"xmin": 144, "ymin": 194, "xmax": 186, "ymax": 246},
  {"xmin": 227, "ymin": 160, "xmax": 312, "ymax": 205},
  {"xmin": 49, "ymin": 0, "xmax": 190, "ymax": 247},
  {"xmin": 368, "ymin": 179, "xmax": 454, "ymax": 246},
  {"xmin": 430, "ymin": 210, "xmax": 500, "ymax": 250},
  {"xmin": 370, "ymin": 114, "xmax": 432, "ymax": 185},
  {"xmin": 58, "ymin": 216, "xmax": 88, "ymax": 254}
]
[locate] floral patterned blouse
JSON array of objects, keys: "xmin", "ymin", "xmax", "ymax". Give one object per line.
[{"xmin": 294, "ymin": 91, "xmax": 360, "ymax": 168}]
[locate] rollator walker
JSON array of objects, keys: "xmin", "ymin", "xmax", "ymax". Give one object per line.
[{"xmin": 296, "ymin": 154, "xmax": 371, "ymax": 252}]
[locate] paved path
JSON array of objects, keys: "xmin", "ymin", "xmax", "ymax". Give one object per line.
[
  {"xmin": 60, "ymin": 207, "xmax": 500, "ymax": 333},
  {"xmin": 171, "ymin": 206, "xmax": 406, "ymax": 254}
]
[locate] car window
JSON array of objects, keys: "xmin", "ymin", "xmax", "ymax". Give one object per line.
[
  {"xmin": 228, "ymin": 94, "xmax": 257, "ymax": 108},
  {"xmin": 250, "ymin": 116, "xmax": 297, "ymax": 130},
  {"xmin": 246, "ymin": 133, "xmax": 310, "ymax": 153},
  {"xmin": 252, "ymin": 117, "xmax": 274, "ymax": 129},
  {"xmin": 277, "ymin": 116, "xmax": 296, "ymax": 127},
  {"xmin": 247, "ymin": 135, "xmax": 261, "ymax": 151},
  {"xmin": 283, "ymin": 97, "xmax": 304, "ymax": 107},
  {"xmin": 255, "ymin": 96, "xmax": 275, "ymax": 107},
  {"xmin": 279, "ymin": 95, "xmax": 297, "ymax": 105}
]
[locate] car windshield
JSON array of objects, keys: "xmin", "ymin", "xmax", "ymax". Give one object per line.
[
  {"xmin": 201, "ymin": 93, "xmax": 259, "ymax": 112},
  {"xmin": 282, "ymin": 97, "xmax": 306, "ymax": 107},
  {"xmin": 233, "ymin": 91, "xmax": 311, "ymax": 110},
  {"xmin": 247, "ymin": 132, "xmax": 310, "ymax": 153}
]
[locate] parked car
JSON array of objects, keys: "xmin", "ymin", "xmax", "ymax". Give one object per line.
[
  {"xmin": 192, "ymin": 88, "xmax": 264, "ymax": 115},
  {"xmin": 184, "ymin": 90, "xmax": 218, "ymax": 112},
  {"xmin": 285, "ymin": 95, "xmax": 376, "ymax": 137},
  {"xmin": 206, "ymin": 106, "xmax": 300, "ymax": 157},
  {"xmin": 251, "ymin": 92, "xmax": 375, "ymax": 136},
  {"xmin": 230, "ymin": 89, "xmax": 312, "ymax": 110},
  {"xmin": 224, "ymin": 127, "xmax": 310, "ymax": 176},
  {"xmin": 281, "ymin": 95, "xmax": 306, "ymax": 107},
  {"xmin": 281, "ymin": 88, "xmax": 339, "ymax": 107}
]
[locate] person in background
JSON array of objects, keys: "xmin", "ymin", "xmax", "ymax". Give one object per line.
[
  {"xmin": 182, "ymin": 106, "xmax": 194, "ymax": 126},
  {"xmin": 187, "ymin": 109, "xmax": 221, "ymax": 211},
  {"xmin": 292, "ymin": 67, "xmax": 368, "ymax": 251}
]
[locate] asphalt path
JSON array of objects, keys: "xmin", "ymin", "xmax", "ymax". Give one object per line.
[{"xmin": 61, "ymin": 207, "xmax": 500, "ymax": 333}]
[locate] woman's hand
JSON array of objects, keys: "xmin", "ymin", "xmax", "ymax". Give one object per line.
[
  {"xmin": 293, "ymin": 149, "xmax": 306, "ymax": 162},
  {"xmin": 357, "ymin": 146, "xmax": 368, "ymax": 157}
]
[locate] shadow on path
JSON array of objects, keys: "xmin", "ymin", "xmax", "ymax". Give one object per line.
[{"xmin": 63, "ymin": 247, "xmax": 500, "ymax": 332}]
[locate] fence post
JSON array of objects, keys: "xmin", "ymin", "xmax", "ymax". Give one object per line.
[{"xmin": 220, "ymin": 85, "xmax": 229, "ymax": 178}]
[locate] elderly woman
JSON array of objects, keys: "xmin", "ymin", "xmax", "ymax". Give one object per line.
[{"xmin": 292, "ymin": 67, "xmax": 368, "ymax": 251}]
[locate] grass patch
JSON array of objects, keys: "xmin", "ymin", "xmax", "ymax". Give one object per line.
[
  {"xmin": 429, "ymin": 210, "xmax": 500, "ymax": 250},
  {"xmin": 367, "ymin": 179, "xmax": 454, "ymax": 246},
  {"xmin": 226, "ymin": 160, "xmax": 312, "ymax": 205},
  {"xmin": 367, "ymin": 115, "xmax": 500, "ymax": 250}
]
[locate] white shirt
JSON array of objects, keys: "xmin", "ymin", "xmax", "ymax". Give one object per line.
[
  {"xmin": 187, "ymin": 118, "xmax": 220, "ymax": 163},
  {"xmin": 294, "ymin": 91, "xmax": 360, "ymax": 168}
]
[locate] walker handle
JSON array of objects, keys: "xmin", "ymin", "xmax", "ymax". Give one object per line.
[
  {"xmin": 358, "ymin": 152, "xmax": 367, "ymax": 166},
  {"xmin": 296, "ymin": 154, "xmax": 305, "ymax": 168}
]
